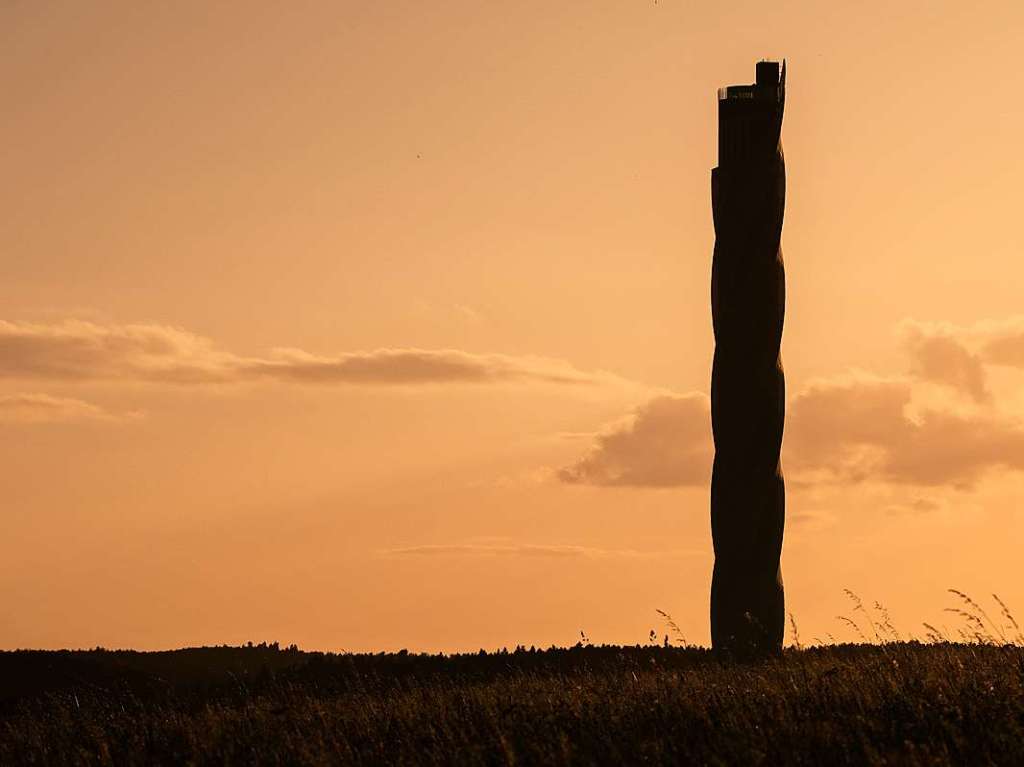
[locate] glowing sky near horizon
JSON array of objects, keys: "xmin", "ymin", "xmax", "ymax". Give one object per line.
[{"xmin": 4, "ymin": 0, "xmax": 1024, "ymax": 652}]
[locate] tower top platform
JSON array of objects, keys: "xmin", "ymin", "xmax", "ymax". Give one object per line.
[{"xmin": 717, "ymin": 59, "xmax": 785, "ymax": 102}]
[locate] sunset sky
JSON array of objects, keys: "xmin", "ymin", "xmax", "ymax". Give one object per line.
[{"xmin": 4, "ymin": 1, "xmax": 1024, "ymax": 652}]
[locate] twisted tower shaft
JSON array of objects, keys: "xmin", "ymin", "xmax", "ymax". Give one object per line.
[{"xmin": 710, "ymin": 60, "xmax": 787, "ymax": 653}]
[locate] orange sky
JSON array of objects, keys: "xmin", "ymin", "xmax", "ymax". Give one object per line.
[{"xmin": 4, "ymin": 1, "xmax": 1024, "ymax": 652}]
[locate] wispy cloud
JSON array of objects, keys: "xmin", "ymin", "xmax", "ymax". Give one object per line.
[
  {"xmin": 0, "ymin": 320, "xmax": 633, "ymax": 390},
  {"xmin": 381, "ymin": 542, "xmax": 698, "ymax": 559},
  {"xmin": 0, "ymin": 393, "xmax": 134, "ymax": 423}
]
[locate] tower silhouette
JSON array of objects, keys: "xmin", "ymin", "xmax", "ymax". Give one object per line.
[{"xmin": 710, "ymin": 60, "xmax": 787, "ymax": 653}]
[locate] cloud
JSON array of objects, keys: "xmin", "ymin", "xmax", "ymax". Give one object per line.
[
  {"xmin": 381, "ymin": 543, "xmax": 695, "ymax": 558},
  {"xmin": 0, "ymin": 393, "xmax": 128, "ymax": 423},
  {"xmin": 787, "ymin": 372, "xmax": 1024, "ymax": 488},
  {"xmin": 0, "ymin": 320, "xmax": 230, "ymax": 383},
  {"xmin": 787, "ymin": 509, "xmax": 839, "ymax": 531},
  {"xmin": 561, "ymin": 371, "xmax": 1024, "ymax": 491},
  {"xmin": 241, "ymin": 348, "xmax": 611, "ymax": 386},
  {"xmin": 898, "ymin": 316, "xmax": 1024, "ymax": 391},
  {"xmin": 558, "ymin": 394, "xmax": 712, "ymax": 487},
  {"xmin": 970, "ymin": 317, "xmax": 1024, "ymax": 369},
  {"xmin": 785, "ymin": 372, "xmax": 911, "ymax": 481},
  {"xmin": 560, "ymin": 315, "xmax": 1024, "ymax": 492},
  {"xmin": 898, "ymin": 321, "xmax": 989, "ymax": 402},
  {"xmin": 883, "ymin": 497, "xmax": 942, "ymax": 516},
  {"xmin": 0, "ymin": 320, "xmax": 628, "ymax": 389}
]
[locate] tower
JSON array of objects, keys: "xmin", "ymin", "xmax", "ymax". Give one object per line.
[{"xmin": 709, "ymin": 60, "xmax": 787, "ymax": 653}]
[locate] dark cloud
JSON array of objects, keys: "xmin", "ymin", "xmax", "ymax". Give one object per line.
[
  {"xmin": 0, "ymin": 320, "xmax": 622, "ymax": 389},
  {"xmin": 559, "ymin": 394, "xmax": 712, "ymax": 487}
]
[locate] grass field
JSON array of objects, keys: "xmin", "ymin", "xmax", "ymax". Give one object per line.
[{"xmin": 3, "ymin": 637, "xmax": 1024, "ymax": 765}]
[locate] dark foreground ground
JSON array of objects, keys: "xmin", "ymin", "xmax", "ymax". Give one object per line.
[{"xmin": 2, "ymin": 642, "xmax": 1023, "ymax": 765}]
